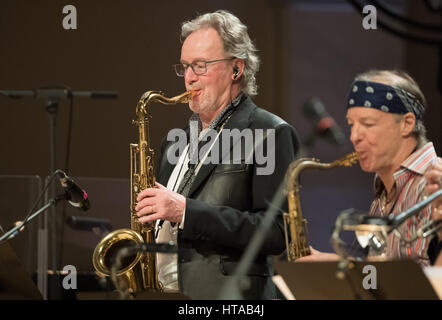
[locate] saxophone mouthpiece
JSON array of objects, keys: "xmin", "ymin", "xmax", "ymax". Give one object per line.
[
  {"xmin": 188, "ymin": 89, "xmax": 196, "ymax": 99},
  {"xmin": 179, "ymin": 90, "xmax": 195, "ymax": 103}
]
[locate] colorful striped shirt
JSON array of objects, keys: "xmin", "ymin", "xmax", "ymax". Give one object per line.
[{"xmin": 369, "ymin": 142, "xmax": 440, "ymax": 266}]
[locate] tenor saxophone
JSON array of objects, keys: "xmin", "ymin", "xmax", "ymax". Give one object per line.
[
  {"xmin": 284, "ymin": 152, "xmax": 359, "ymax": 261},
  {"xmin": 92, "ymin": 90, "xmax": 193, "ymax": 293}
]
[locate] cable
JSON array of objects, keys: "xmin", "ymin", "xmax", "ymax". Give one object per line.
[
  {"xmin": 65, "ymin": 88, "xmax": 74, "ymax": 173},
  {"xmin": 58, "ymin": 87, "xmax": 74, "ymax": 271},
  {"xmin": 35, "ymin": 85, "xmax": 74, "ymax": 273}
]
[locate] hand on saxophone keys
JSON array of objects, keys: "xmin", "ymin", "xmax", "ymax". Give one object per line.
[
  {"xmin": 135, "ymin": 182, "xmax": 186, "ymax": 224},
  {"xmin": 295, "ymin": 246, "xmax": 340, "ymax": 262}
]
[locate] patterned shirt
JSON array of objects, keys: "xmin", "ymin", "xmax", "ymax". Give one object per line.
[{"xmin": 369, "ymin": 142, "xmax": 440, "ymax": 266}]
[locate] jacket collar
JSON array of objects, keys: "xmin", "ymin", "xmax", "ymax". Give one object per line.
[
  {"xmin": 187, "ymin": 96, "xmax": 255, "ymax": 196},
  {"xmin": 159, "ymin": 95, "xmax": 256, "ymax": 197}
]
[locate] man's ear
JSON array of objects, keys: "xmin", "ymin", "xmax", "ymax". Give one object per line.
[
  {"xmin": 232, "ymin": 59, "xmax": 245, "ymax": 80},
  {"xmin": 401, "ymin": 112, "xmax": 416, "ymax": 137}
]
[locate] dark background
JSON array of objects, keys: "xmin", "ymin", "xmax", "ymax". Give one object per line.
[{"xmin": 0, "ymin": 0, "xmax": 441, "ymax": 278}]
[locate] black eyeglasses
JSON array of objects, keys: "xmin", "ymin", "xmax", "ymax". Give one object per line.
[{"xmin": 173, "ymin": 57, "xmax": 234, "ymax": 77}]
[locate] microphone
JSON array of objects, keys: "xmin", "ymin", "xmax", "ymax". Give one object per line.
[
  {"xmin": 334, "ymin": 189, "xmax": 442, "ymax": 255},
  {"xmin": 55, "ymin": 170, "xmax": 90, "ymax": 211},
  {"xmin": 303, "ymin": 97, "xmax": 346, "ymax": 145},
  {"xmin": 388, "ymin": 188, "xmax": 442, "ymax": 228}
]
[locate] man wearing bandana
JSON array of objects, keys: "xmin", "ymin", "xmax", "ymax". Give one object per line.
[{"xmin": 298, "ymin": 70, "xmax": 441, "ymax": 266}]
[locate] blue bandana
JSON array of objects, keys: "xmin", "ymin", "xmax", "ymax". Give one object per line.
[{"xmin": 347, "ymin": 81, "xmax": 425, "ymax": 120}]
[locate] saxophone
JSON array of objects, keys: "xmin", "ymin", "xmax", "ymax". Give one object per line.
[
  {"xmin": 284, "ymin": 152, "xmax": 359, "ymax": 262},
  {"xmin": 92, "ymin": 90, "xmax": 193, "ymax": 293}
]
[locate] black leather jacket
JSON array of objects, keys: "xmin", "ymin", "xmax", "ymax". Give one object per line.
[{"xmin": 158, "ymin": 95, "xmax": 299, "ymax": 299}]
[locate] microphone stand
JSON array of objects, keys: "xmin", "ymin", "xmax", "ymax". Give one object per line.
[
  {"xmin": 389, "ymin": 189, "xmax": 442, "ymax": 228},
  {"xmin": 46, "ymin": 96, "xmax": 60, "ymax": 300},
  {"xmin": 1, "ymin": 87, "xmax": 117, "ymax": 299},
  {"xmin": 0, "ymin": 193, "xmax": 67, "ymax": 243},
  {"xmin": 217, "ymin": 180, "xmax": 287, "ymax": 300},
  {"xmin": 0, "ymin": 89, "xmax": 118, "ymax": 99},
  {"xmin": 110, "ymin": 243, "xmax": 179, "ymax": 300}
]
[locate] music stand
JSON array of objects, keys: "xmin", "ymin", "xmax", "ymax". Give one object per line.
[
  {"xmin": 76, "ymin": 291, "xmax": 189, "ymax": 300},
  {"xmin": 274, "ymin": 259, "xmax": 439, "ymax": 300},
  {"xmin": 0, "ymin": 242, "xmax": 43, "ymax": 299},
  {"xmin": 134, "ymin": 291, "xmax": 189, "ymax": 300}
]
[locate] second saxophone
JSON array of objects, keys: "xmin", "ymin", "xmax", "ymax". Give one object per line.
[{"xmin": 284, "ymin": 152, "xmax": 359, "ymax": 262}]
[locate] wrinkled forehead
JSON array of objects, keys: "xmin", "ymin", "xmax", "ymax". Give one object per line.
[
  {"xmin": 346, "ymin": 106, "xmax": 393, "ymax": 121},
  {"xmin": 180, "ymin": 28, "xmax": 225, "ymax": 61}
]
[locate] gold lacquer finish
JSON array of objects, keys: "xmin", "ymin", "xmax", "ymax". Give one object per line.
[
  {"xmin": 92, "ymin": 90, "xmax": 194, "ymax": 294},
  {"xmin": 284, "ymin": 152, "xmax": 359, "ymax": 261}
]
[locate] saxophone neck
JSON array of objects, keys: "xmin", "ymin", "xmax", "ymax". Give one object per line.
[
  {"xmin": 136, "ymin": 90, "xmax": 194, "ymax": 118},
  {"xmin": 286, "ymin": 152, "xmax": 359, "ymax": 193},
  {"xmin": 328, "ymin": 152, "xmax": 359, "ymax": 167},
  {"xmin": 286, "ymin": 158, "xmax": 320, "ymax": 194}
]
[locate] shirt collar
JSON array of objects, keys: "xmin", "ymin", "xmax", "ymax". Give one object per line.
[
  {"xmin": 373, "ymin": 142, "xmax": 437, "ymax": 196},
  {"xmin": 399, "ymin": 142, "xmax": 437, "ymax": 175}
]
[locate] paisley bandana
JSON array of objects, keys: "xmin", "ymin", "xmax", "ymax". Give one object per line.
[{"xmin": 347, "ymin": 81, "xmax": 425, "ymax": 120}]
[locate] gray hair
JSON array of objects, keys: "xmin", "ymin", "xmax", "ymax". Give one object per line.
[
  {"xmin": 181, "ymin": 10, "xmax": 260, "ymax": 96},
  {"xmin": 353, "ymin": 69, "xmax": 428, "ymax": 148}
]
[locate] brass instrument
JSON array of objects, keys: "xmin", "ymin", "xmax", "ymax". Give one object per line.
[
  {"xmin": 92, "ymin": 90, "xmax": 193, "ymax": 293},
  {"xmin": 284, "ymin": 152, "xmax": 359, "ymax": 261}
]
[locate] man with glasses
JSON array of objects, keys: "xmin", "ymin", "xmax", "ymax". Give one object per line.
[{"xmin": 135, "ymin": 10, "xmax": 299, "ymax": 299}]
